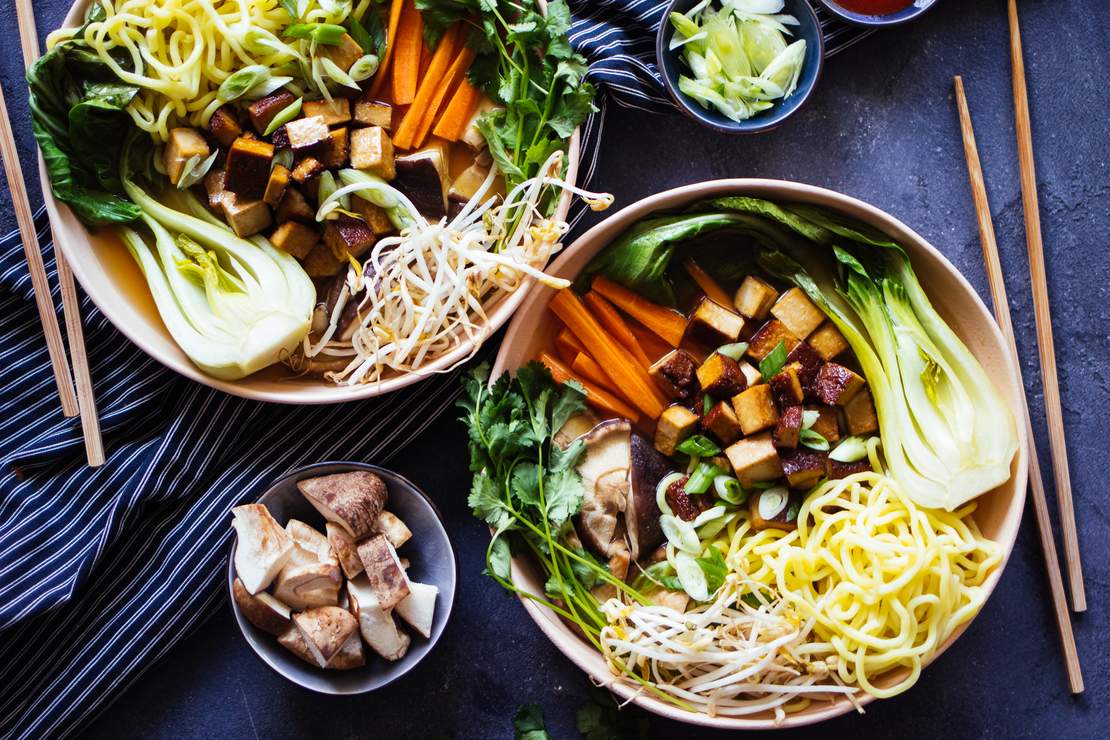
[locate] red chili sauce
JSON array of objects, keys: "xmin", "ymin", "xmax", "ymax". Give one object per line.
[{"xmin": 835, "ymin": 0, "xmax": 915, "ymax": 14}]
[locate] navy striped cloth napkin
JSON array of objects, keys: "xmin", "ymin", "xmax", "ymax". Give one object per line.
[{"xmin": 0, "ymin": 3, "xmax": 870, "ymax": 737}]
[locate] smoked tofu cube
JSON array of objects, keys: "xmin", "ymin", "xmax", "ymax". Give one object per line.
[
  {"xmin": 285, "ymin": 116, "xmax": 331, "ymax": 153},
  {"xmin": 263, "ymin": 165, "xmax": 290, "ymax": 208},
  {"xmin": 270, "ymin": 221, "xmax": 320, "ymax": 260},
  {"xmin": 248, "ymin": 92, "xmax": 296, "ymax": 135},
  {"xmin": 732, "ymin": 384, "xmax": 779, "ymax": 435},
  {"xmin": 805, "ymin": 405, "xmax": 841, "ymax": 443},
  {"xmin": 746, "ymin": 319, "xmax": 800, "ymax": 362},
  {"xmin": 291, "ymin": 156, "xmax": 325, "ymax": 185},
  {"xmin": 220, "ymin": 195, "xmax": 272, "ymax": 238},
  {"xmin": 209, "ymin": 107, "xmax": 243, "ymax": 147},
  {"xmin": 354, "ymin": 98, "xmax": 393, "ymax": 129},
  {"xmin": 769, "ymin": 365, "xmax": 804, "ymax": 407},
  {"xmin": 814, "ymin": 363, "xmax": 865, "ymax": 406},
  {"xmin": 773, "ymin": 405, "xmax": 803, "ymax": 449},
  {"xmin": 302, "ymin": 243, "xmax": 346, "ymax": 277},
  {"xmin": 321, "ymin": 128, "xmax": 350, "ymax": 168},
  {"xmin": 733, "ymin": 275, "xmax": 778, "ymax": 320},
  {"xmin": 695, "ymin": 353, "xmax": 747, "ymax": 398},
  {"xmin": 843, "ymin": 388, "xmax": 878, "ymax": 435},
  {"xmin": 649, "ymin": 349, "xmax": 699, "ymax": 400},
  {"xmin": 323, "ymin": 216, "xmax": 377, "ymax": 259},
  {"xmin": 350, "ymin": 127, "xmax": 395, "ymax": 179},
  {"xmin": 703, "ymin": 401, "xmax": 743, "ymax": 445},
  {"xmin": 448, "ymin": 162, "xmax": 503, "ymax": 206},
  {"xmin": 303, "ymin": 98, "xmax": 352, "ymax": 127},
  {"xmin": 685, "ymin": 297, "xmax": 746, "ymax": 346},
  {"xmin": 353, "ymin": 199, "xmax": 396, "ymax": 236},
  {"xmin": 771, "ymin": 288, "xmax": 825, "ymax": 339},
  {"xmin": 276, "ymin": 187, "xmax": 315, "ymax": 223},
  {"xmin": 780, "ymin": 448, "xmax": 827, "ymax": 490},
  {"xmin": 225, "ymin": 137, "xmax": 274, "ymax": 199},
  {"xmin": 738, "ymin": 361, "xmax": 763, "ymax": 388},
  {"xmin": 725, "ymin": 432, "xmax": 783, "ymax": 487},
  {"xmin": 807, "ymin": 322, "xmax": 849, "ymax": 361},
  {"xmin": 320, "ymin": 33, "xmax": 364, "ymax": 72},
  {"xmin": 204, "ymin": 170, "xmax": 230, "ymax": 209},
  {"xmin": 163, "ymin": 128, "xmax": 210, "ymax": 186},
  {"xmin": 786, "ymin": 342, "xmax": 823, "ymax": 395},
  {"xmin": 654, "ymin": 405, "xmax": 699, "ymax": 457}
]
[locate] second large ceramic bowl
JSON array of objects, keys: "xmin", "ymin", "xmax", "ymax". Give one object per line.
[{"xmin": 490, "ymin": 179, "xmax": 1028, "ymax": 729}]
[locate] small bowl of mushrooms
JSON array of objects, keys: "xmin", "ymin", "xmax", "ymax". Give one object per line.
[{"xmin": 227, "ymin": 461, "xmax": 456, "ymax": 693}]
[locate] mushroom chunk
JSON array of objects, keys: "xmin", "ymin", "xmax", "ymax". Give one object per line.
[
  {"xmin": 326, "ymin": 522, "xmax": 363, "ymax": 579},
  {"xmin": 626, "ymin": 435, "xmax": 673, "ymax": 559},
  {"xmin": 291, "ymin": 605, "xmax": 359, "ymax": 668},
  {"xmin": 328, "ymin": 634, "xmax": 367, "ymax": 670},
  {"xmin": 574, "ymin": 420, "xmax": 632, "ymax": 557},
  {"xmin": 394, "ymin": 147, "xmax": 450, "ymax": 219},
  {"xmin": 347, "ymin": 576, "xmax": 411, "ymax": 661},
  {"xmin": 296, "ymin": 471, "xmax": 388, "ymax": 539},
  {"xmin": 232, "ymin": 577, "xmax": 291, "ymax": 636},
  {"xmin": 231, "ymin": 504, "xmax": 293, "ymax": 594},
  {"xmin": 394, "ymin": 582, "xmax": 438, "ymax": 639},
  {"xmin": 356, "ymin": 534, "xmax": 411, "ymax": 609}
]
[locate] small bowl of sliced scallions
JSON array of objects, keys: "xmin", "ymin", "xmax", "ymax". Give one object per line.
[{"xmin": 656, "ymin": 0, "xmax": 824, "ymax": 134}]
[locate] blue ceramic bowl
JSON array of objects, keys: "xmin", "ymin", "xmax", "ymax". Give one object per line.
[
  {"xmin": 817, "ymin": 0, "xmax": 938, "ymax": 27},
  {"xmin": 655, "ymin": 0, "xmax": 825, "ymax": 135}
]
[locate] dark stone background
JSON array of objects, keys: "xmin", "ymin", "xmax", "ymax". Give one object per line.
[{"xmin": 0, "ymin": 0, "xmax": 1105, "ymax": 737}]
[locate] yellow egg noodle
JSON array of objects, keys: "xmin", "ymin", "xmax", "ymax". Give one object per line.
[{"xmin": 46, "ymin": 0, "xmax": 373, "ymax": 142}]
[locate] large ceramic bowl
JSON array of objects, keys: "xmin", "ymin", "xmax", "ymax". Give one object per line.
[
  {"xmin": 43, "ymin": 0, "xmax": 580, "ymax": 405},
  {"xmin": 491, "ymin": 180, "xmax": 1028, "ymax": 729}
]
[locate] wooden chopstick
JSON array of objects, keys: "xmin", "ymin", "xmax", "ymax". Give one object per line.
[
  {"xmin": 954, "ymin": 76, "xmax": 1083, "ymax": 694},
  {"xmin": 1007, "ymin": 0, "xmax": 1083, "ymax": 611},
  {"xmin": 16, "ymin": 0, "xmax": 104, "ymax": 467}
]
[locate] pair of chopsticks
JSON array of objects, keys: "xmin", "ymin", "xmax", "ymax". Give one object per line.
[
  {"xmin": 2, "ymin": 0, "xmax": 103, "ymax": 466},
  {"xmin": 951, "ymin": 0, "xmax": 1083, "ymax": 695}
]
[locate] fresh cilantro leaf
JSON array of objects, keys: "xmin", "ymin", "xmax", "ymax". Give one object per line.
[
  {"xmin": 513, "ymin": 703, "xmax": 550, "ymax": 740},
  {"xmin": 469, "ymin": 472, "xmax": 510, "ymax": 529},
  {"xmin": 551, "ymin": 379, "xmax": 587, "ymax": 441},
  {"xmin": 759, "ymin": 340, "xmax": 788, "ymax": 380},
  {"xmin": 550, "ymin": 436, "xmax": 585, "ymax": 473},
  {"xmin": 543, "ymin": 467, "xmax": 582, "ymax": 528},
  {"xmin": 486, "ymin": 532, "xmax": 512, "ymax": 580},
  {"xmin": 577, "ymin": 685, "xmax": 650, "ymax": 740},
  {"xmin": 696, "ymin": 547, "xmax": 728, "ymax": 596},
  {"xmin": 510, "ymin": 462, "xmax": 541, "ymax": 508}
]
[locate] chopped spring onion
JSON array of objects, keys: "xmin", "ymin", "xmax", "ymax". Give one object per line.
[
  {"xmin": 176, "ymin": 149, "xmax": 219, "ymax": 190},
  {"xmin": 284, "ymin": 22, "xmax": 347, "ymax": 45},
  {"xmin": 717, "ymin": 341, "xmax": 748, "ymax": 360},
  {"xmin": 676, "ymin": 434, "xmax": 721, "ymax": 457},
  {"xmin": 264, "ymin": 97, "xmax": 303, "ymax": 135},
  {"xmin": 656, "ymin": 471, "xmax": 685, "ymax": 516},
  {"xmin": 691, "ymin": 505, "xmax": 726, "ymax": 528},
  {"xmin": 830, "ymin": 435, "xmax": 870, "ymax": 463},
  {"xmin": 685, "ymin": 461, "xmax": 726, "ymax": 494},
  {"xmin": 348, "ymin": 55, "xmax": 380, "ymax": 82},
  {"xmin": 672, "ymin": 550, "xmax": 709, "ymax": 602},
  {"xmin": 661, "ymin": 515, "xmax": 700, "ymax": 554},
  {"xmin": 321, "ymin": 56, "xmax": 361, "ymax": 90},
  {"xmin": 218, "ymin": 65, "xmax": 271, "ymax": 102},
  {"xmin": 713, "ymin": 475, "xmax": 747, "ymax": 505},
  {"xmin": 246, "ymin": 76, "xmax": 293, "ymax": 100},
  {"xmin": 801, "ymin": 409, "xmax": 820, "ymax": 429},
  {"xmin": 799, "ymin": 428, "xmax": 829, "ymax": 451},
  {"xmin": 756, "ymin": 486, "xmax": 789, "ymax": 520}
]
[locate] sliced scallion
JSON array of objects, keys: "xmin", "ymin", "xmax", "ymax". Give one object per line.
[{"xmin": 264, "ymin": 97, "xmax": 303, "ymax": 136}]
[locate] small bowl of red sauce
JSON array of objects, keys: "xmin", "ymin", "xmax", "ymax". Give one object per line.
[{"xmin": 817, "ymin": 0, "xmax": 937, "ymax": 26}]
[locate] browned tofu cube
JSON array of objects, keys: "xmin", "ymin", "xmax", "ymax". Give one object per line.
[
  {"xmin": 248, "ymin": 92, "xmax": 296, "ymax": 135},
  {"xmin": 285, "ymin": 116, "xmax": 331, "ymax": 153},
  {"xmin": 732, "ymin": 384, "xmax": 779, "ymax": 435},
  {"xmin": 321, "ymin": 128, "xmax": 349, "ymax": 168},
  {"xmin": 738, "ymin": 360, "xmax": 763, "ymax": 388},
  {"xmin": 263, "ymin": 165, "xmax": 290, "ymax": 208},
  {"xmin": 685, "ymin": 297, "xmax": 746, "ymax": 346},
  {"xmin": 209, "ymin": 107, "xmax": 243, "ymax": 148},
  {"xmin": 781, "ymin": 448, "xmax": 827, "ymax": 490},
  {"xmin": 204, "ymin": 170, "xmax": 230, "ymax": 209},
  {"xmin": 323, "ymin": 215, "xmax": 377, "ymax": 259},
  {"xmin": 703, "ymin": 401, "xmax": 743, "ymax": 445},
  {"xmin": 769, "ymin": 365, "xmax": 804, "ymax": 407},
  {"xmin": 649, "ymin": 349, "xmax": 699, "ymax": 400},
  {"xmin": 353, "ymin": 199, "xmax": 395, "ymax": 236},
  {"xmin": 786, "ymin": 342, "xmax": 823, "ymax": 395},
  {"xmin": 271, "ymin": 125, "xmax": 290, "ymax": 150},
  {"xmin": 350, "ymin": 127, "xmax": 395, "ymax": 179},
  {"xmin": 771, "ymin": 287, "xmax": 825, "ymax": 339},
  {"xmin": 275, "ymin": 186, "xmax": 315, "ymax": 223},
  {"xmin": 225, "ymin": 137, "xmax": 274, "ymax": 199},
  {"xmin": 805, "ymin": 405, "xmax": 841, "ymax": 443},
  {"xmin": 270, "ymin": 221, "xmax": 319, "ymax": 260},
  {"xmin": 749, "ymin": 489, "xmax": 798, "ymax": 531},
  {"xmin": 303, "ymin": 98, "xmax": 352, "ymax": 127},
  {"xmin": 302, "ymin": 242, "xmax": 346, "ymax": 277},
  {"xmin": 733, "ymin": 275, "xmax": 778, "ymax": 320},
  {"xmin": 746, "ymin": 319, "xmax": 800, "ymax": 362},
  {"xmin": 827, "ymin": 457, "xmax": 872, "ymax": 480},
  {"xmin": 220, "ymin": 195, "xmax": 271, "ymax": 238},
  {"xmin": 695, "ymin": 353, "xmax": 747, "ymax": 398},
  {"xmin": 725, "ymin": 432, "xmax": 783, "ymax": 487},
  {"xmin": 320, "ymin": 33, "xmax": 364, "ymax": 72},
  {"xmin": 163, "ymin": 128, "xmax": 210, "ymax": 186},
  {"xmin": 814, "ymin": 363, "xmax": 865, "ymax": 406},
  {"xmin": 354, "ymin": 98, "xmax": 393, "ymax": 129},
  {"xmin": 808, "ymin": 322, "xmax": 849, "ymax": 361},
  {"xmin": 843, "ymin": 388, "xmax": 878, "ymax": 435},
  {"xmin": 654, "ymin": 405, "xmax": 699, "ymax": 456},
  {"xmin": 291, "ymin": 156, "xmax": 325, "ymax": 185},
  {"xmin": 773, "ymin": 405, "xmax": 803, "ymax": 449}
]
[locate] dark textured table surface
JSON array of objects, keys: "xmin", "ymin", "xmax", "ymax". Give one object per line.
[{"xmin": 1, "ymin": 0, "xmax": 1106, "ymax": 738}]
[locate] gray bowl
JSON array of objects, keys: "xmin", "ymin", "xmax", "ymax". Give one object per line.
[{"xmin": 226, "ymin": 461, "xmax": 457, "ymax": 694}]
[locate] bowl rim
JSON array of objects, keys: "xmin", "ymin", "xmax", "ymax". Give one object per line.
[
  {"xmin": 225, "ymin": 460, "xmax": 458, "ymax": 694},
  {"xmin": 815, "ymin": 0, "xmax": 939, "ymax": 28},
  {"xmin": 490, "ymin": 178, "xmax": 1029, "ymax": 729},
  {"xmin": 654, "ymin": 0, "xmax": 826, "ymax": 135},
  {"xmin": 46, "ymin": 0, "xmax": 581, "ymax": 406}
]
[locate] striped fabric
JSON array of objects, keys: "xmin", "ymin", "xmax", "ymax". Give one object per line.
[{"xmin": 0, "ymin": 4, "xmax": 871, "ymax": 738}]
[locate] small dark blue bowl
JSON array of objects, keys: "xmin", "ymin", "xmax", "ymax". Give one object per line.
[
  {"xmin": 817, "ymin": 0, "xmax": 938, "ymax": 27},
  {"xmin": 655, "ymin": 0, "xmax": 824, "ymax": 135}
]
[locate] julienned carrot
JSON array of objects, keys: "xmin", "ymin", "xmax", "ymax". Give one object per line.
[
  {"xmin": 591, "ymin": 275, "xmax": 687, "ymax": 347},
  {"xmin": 433, "ymin": 78, "xmax": 480, "ymax": 141},
  {"xmin": 549, "ymin": 289, "xmax": 666, "ymax": 419},
  {"xmin": 539, "ymin": 352, "xmax": 641, "ymax": 423},
  {"xmin": 572, "ymin": 352, "xmax": 620, "ymax": 394},
  {"xmin": 390, "ymin": 0, "xmax": 424, "ymax": 106},
  {"xmin": 394, "ymin": 24, "xmax": 461, "ymax": 149},
  {"xmin": 584, "ymin": 290, "xmax": 651, "ymax": 370},
  {"xmin": 629, "ymin": 324, "xmax": 676, "ymax": 364},
  {"xmin": 683, "ymin": 258, "xmax": 732, "ymax": 307},
  {"xmin": 554, "ymin": 327, "xmax": 586, "ymax": 364},
  {"xmin": 368, "ymin": 0, "xmax": 406, "ymax": 98},
  {"xmin": 412, "ymin": 45, "xmax": 475, "ymax": 148}
]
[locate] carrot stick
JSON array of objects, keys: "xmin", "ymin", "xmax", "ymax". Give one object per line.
[
  {"xmin": 368, "ymin": 0, "xmax": 406, "ymax": 98},
  {"xmin": 629, "ymin": 324, "xmax": 673, "ymax": 365},
  {"xmin": 412, "ymin": 45, "xmax": 475, "ymax": 148},
  {"xmin": 554, "ymin": 327, "xmax": 586, "ymax": 364},
  {"xmin": 390, "ymin": 0, "xmax": 424, "ymax": 106},
  {"xmin": 591, "ymin": 275, "xmax": 687, "ymax": 347},
  {"xmin": 418, "ymin": 42, "xmax": 432, "ymax": 79},
  {"xmin": 572, "ymin": 352, "xmax": 620, "ymax": 394},
  {"xmin": 549, "ymin": 290, "xmax": 666, "ymax": 418},
  {"xmin": 433, "ymin": 79, "xmax": 480, "ymax": 141},
  {"xmin": 683, "ymin": 258, "xmax": 732, "ymax": 307},
  {"xmin": 540, "ymin": 352, "xmax": 641, "ymax": 423},
  {"xmin": 584, "ymin": 290, "xmax": 652, "ymax": 370},
  {"xmin": 393, "ymin": 24, "xmax": 460, "ymax": 149}
]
